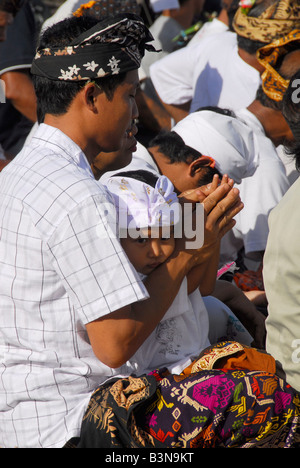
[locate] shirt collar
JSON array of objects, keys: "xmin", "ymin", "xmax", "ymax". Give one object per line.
[{"xmin": 32, "ymin": 123, "xmax": 94, "ymax": 177}]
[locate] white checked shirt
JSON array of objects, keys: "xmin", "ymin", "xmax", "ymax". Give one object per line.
[{"xmin": 0, "ymin": 124, "xmax": 148, "ymax": 448}]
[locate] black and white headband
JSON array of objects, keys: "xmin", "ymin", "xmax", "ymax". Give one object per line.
[{"xmin": 31, "ymin": 14, "xmax": 156, "ymax": 81}]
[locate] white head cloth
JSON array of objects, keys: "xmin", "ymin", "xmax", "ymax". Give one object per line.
[
  {"xmin": 106, "ymin": 174, "xmax": 180, "ymax": 231},
  {"xmin": 149, "ymin": 0, "xmax": 179, "ymax": 12},
  {"xmin": 173, "ymin": 110, "xmax": 260, "ymax": 184}
]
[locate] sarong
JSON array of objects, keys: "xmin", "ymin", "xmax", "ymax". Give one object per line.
[{"xmin": 70, "ymin": 342, "xmax": 300, "ymax": 448}]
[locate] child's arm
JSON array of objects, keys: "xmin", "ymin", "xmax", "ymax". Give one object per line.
[
  {"xmin": 213, "ymin": 279, "xmax": 266, "ymax": 349},
  {"xmin": 86, "ymin": 181, "xmax": 243, "ymax": 368},
  {"xmin": 186, "ymin": 241, "xmax": 220, "ymax": 295}
]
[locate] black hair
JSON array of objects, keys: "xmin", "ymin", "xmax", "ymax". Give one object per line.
[
  {"xmin": 112, "ymin": 169, "xmax": 159, "ymax": 187},
  {"xmin": 149, "ymin": 130, "xmax": 205, "ymax": 164},
  {"xmin": 282, "ymin": 70, "xmax": 300, "ymax": 171},
  {"xmin": 32, "ymin": 15, "xmax": 126, "ymax": 123},
  {"xmin": 149, "ymin": 128, "xmax": 222, "ymax": 184},
  {"xmin": 225, "ymin": 0, "xmax": 241, "ymax": 31},
  {"xmin": 196, "ymin": 105, "xmax": 237, "ymax": 117}
]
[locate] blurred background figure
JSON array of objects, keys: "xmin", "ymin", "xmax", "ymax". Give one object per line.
[{"xmin": 0, "ymin": 0, "xmax": 65, "ymax": 168}]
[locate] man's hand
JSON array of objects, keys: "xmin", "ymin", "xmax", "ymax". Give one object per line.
[{"xmin": 178, "ymin": 174, "xmax": 243, "ymax": 257}]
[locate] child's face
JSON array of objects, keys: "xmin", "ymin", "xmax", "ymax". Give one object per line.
[{"xmin": 121, "ymin": 227, "xmax": 175, "ymax": 275}]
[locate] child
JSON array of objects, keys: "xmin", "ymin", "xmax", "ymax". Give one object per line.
[{"xmin": 105, "ymin": 170, "xmax": 253, "ymax": 375}]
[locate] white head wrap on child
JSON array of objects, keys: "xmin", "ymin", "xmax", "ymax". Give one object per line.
[
  {"xmin": 173, "ymin": 110, "xmax": 260, "ymax": 184},
  {"xmin": 106, "ymin": 174, "xmax": 180, "ymax": 232}
]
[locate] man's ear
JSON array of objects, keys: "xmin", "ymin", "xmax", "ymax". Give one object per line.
[
  {"xmin": 188, "ymin": 158, "xmax": 205, "ymax": 177},
  {"xmin": 188, "ymin": 156, "xmax": 216, "ymax": 176},
  {"xmin": 83, "ymin": 82, "xmax": 100, "ymax": 111}
]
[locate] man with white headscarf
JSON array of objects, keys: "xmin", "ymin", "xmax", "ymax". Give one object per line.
[
  {"xmin": 115, "ymin": 72, "xmax": 292, "ymax": 271},
  {"xmin": 173, "ymin": 106, "xmax": 291, "ymax": 269},
  {"xmin": 172, "ymin": 35, "xmax": 299, "ymax": 270}
]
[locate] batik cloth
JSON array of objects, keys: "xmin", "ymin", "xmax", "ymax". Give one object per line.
[
  {"xmin": 31, "ymin": 13, "xmax": 156, "ymax": 81},
  {"xmin": 257, "ymin": 29, "xmax": 300, "ymax": 101},
  {"xmin": 232, "ymin": 0, "xmax": 300, "ymax": 44},
  {"xmin": 71, "ymin": 342, "xmax": 300, "ymax": 448}
]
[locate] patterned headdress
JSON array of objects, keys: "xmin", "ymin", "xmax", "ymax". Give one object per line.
[
  {"xmin": 233, "ymin": 0, "xmax": 300, "ymax": 44},
  {"xmin": 106, "ymin": 175, "xmax": 180, "ymax": 231},
  {"xmin": 257, "ymin": 29, "xmax": 300, "ymax": 101},
  {"xmin": 31, "ymin": 13, "xmax": 155, "ymax": 81}
]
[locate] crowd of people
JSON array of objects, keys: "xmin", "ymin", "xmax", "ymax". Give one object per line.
[{"xmin": 0, "ymin": 0, "xmax": 300, "ymax": 449}]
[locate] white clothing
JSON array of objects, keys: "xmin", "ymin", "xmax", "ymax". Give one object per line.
[
  {"xmin": 139, "ymin": 14, "xmax": 182, "ymax": 99},
  {"xmin": 219, "ymin": 109, "xmax": 290, "ymax": 264},
  {"xmin": 277, "ymin": 144, "xmax": 299, "ymax": 186},
  {"xmin": 149, "ymin": 0, "xmax": 179, "ymax": 12},
  {"xmin": 173, "ymin": 109, "xmax": 260, "ymax": 184},
  {"xmin": 125, "ymin": 128, "xmax": 288, "ymax": 263},
  {"xmin": 101, "ymin": 145, "xmax": 254, "ymax": 347},
  {"xmin": 264, "ymin": 177, "xmax": 300, "ymax": 392},
  {"xmin": 105, "ymin": 174, "xmax": 180, "ymax": 230},
  {"xmin": 41, "ymin": 0, "xmax": 84, "ymax": 31},
  {"xmin": 141, "ymin": 15, "xmax": 182, "ymax": 78},
  {"xmin": 168, "ymin": 108, "xmax": 290, "ymax": 263},
  {"xmin": 188, "ymin": 17, "xmax": 229, "ymax": 46},
  {"xmin": 0, "ymin": 124, "xmax": 148, "ymax": 448},
  {"xmin": 204, "ymin": 296, "xmax": 253, "ymax": 347},
  {"xmin": 130, "ymin": 277, "xmax": 210, "ymax": 375},
  {"xmin": 150, "ymin": 29, "xmax": 261, "ymax": 112}
]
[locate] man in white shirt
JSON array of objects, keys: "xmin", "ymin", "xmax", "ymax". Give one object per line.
[
  {"xmin": 173, "ymin": 104, "xmax": 291, "ymax": 267},
  {"xmin": 0, "ymin": 12, "xmax": 242, "ymax": 448},
  {"xmin": 140, "ymin": 0, "xmax": 204, "ymax": 101},
  {"xmin": 149, "ymin": 0, "xmax": 300, "ymax": 123}
]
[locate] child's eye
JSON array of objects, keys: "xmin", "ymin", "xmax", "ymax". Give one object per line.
[{"xmin": 136, "ymin": 238, "xmax": 148, "ymax": 244}]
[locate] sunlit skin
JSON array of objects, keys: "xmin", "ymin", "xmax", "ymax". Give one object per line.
[
  {"xmin": 45, "ymin": 70, "xmax": 140, "ymax": 164},
  {"xmin": 91, "ymin": 120, "xmax": 138, "ymax": 180},
  {"xmin": 121, "ymin": 227, "xmax": 175, "ymax": 276}
]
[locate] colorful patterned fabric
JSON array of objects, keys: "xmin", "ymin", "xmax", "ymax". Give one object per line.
[
  {"xmin": 257, "ymin": 29, "xmax": 300, "ymax": 102},
  {"xmin": 31, "ymin": 13, "xmax": 155, "ymax": 81},
  {"xmin": 232, "ymin": 0, "xmax": 300, "ymax": 44},
  {"xmin": 233, "ymin": 266, "xmax": 264, "ymax": 291},
  {"xmin": 71, "ymin": 342, "xmax": 300, "ymax": 448}
]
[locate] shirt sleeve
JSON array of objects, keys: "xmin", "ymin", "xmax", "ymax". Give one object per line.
[
  {"xmin": 149, "ymin": 43, "xmax": 198, "ymax": 105},
  {"xmin": 47, "ymin": 193, "xmax": 149, "ymax": 325}
]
